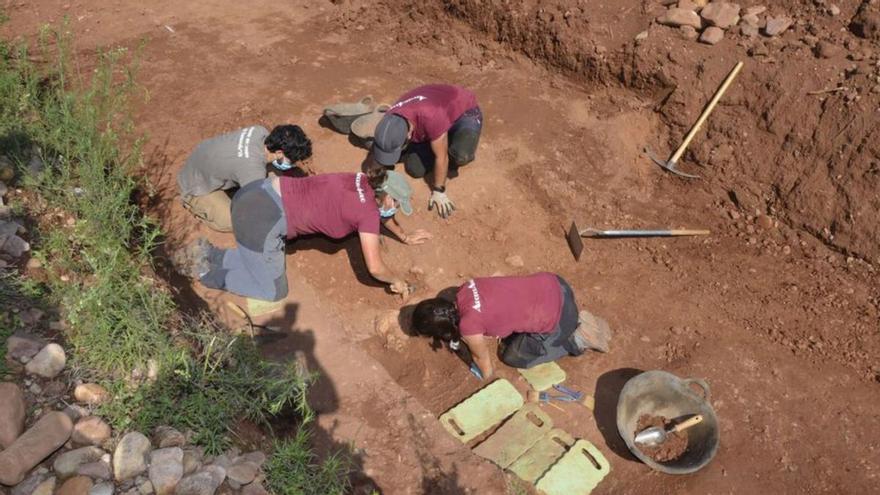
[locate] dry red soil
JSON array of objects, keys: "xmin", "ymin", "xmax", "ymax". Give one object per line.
[{"xmin": 4, "ymin": 0, "xmax": 880, "ymax": 493}]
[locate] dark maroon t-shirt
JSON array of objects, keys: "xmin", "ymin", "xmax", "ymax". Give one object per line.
[
  {"xmin": 456, "ymin": 273, "xmax": 563, "ymax": 338},
  {"xmin": 280, "ymin": 173, "xmax": 380, "ymax": 239},
  {"xmin": 388, "ymin": 84, "xmax": 478, "ymax": 143}
]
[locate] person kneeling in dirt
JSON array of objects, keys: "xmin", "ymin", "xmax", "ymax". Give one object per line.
[
  {"xmin": 370, "ymin": 84, "xmax": 482, "ymax": 219},
  {"xmin": 184, "ymin": 163, "xmax": 432, "ymax": 301},
  {"xmin": 411, "ymin": 273, "xmax": 611, "ymax": 379},
  {"xmin": 177, "ymin": 124, "xmax": 312, "ymax": 232}
]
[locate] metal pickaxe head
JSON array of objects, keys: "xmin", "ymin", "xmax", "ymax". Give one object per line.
[{"xmin": 644, "ymin": 147, "xmax": 700, "ymax": 179}]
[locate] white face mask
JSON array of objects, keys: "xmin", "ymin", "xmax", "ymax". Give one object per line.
[
  {"xmin": 272, "ymin": 158, "xmax": 293, "ymax": 171},
  {"xmin": 379, "ymin": 206, "xmax": 397, "ymax": 218}
]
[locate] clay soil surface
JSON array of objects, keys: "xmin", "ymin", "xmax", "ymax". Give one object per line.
[{"xmin": 4, "ymin": 0, "xmax": 879, "ymax": 493}]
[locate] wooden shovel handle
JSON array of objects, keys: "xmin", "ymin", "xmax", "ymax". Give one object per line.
[
  {"xmin": 670, "ymin": 61, "xmax": 744, "ymax": 164},
  {"xmin": 669, "ymin": 229, "xmax": 711, "ymax": 236},
  {"xmin": 672, "ymin": 414, "xmax": 704, "ymax": 433}
]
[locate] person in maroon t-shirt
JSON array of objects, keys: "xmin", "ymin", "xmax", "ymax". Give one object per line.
[
  {"xmin": 181, "ymin": 163, "xmax": 432, "ymax": 301},
  {"xmin": 411, "ymin": 273, "xmax": 612, "ymax": 379},
  {"xmin": 370, "ymin": 84, "xmax": 483, "ymax": 219}
]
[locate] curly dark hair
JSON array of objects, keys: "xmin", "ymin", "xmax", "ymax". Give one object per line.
[
  {"xmin": 265, "ymin": 124, "xmax": 312, "ymax": 163},
  {"xmin": 363, "ymin": 158, "xmax": 388, "ymax": 191}
]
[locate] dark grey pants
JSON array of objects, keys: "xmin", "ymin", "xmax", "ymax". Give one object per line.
[
  {"xmin": 403, "ymin": 106, "xmax": 483, "ymax": 178},
  {"xmin": 497, "ymin": 277, "xmax": 582, "ymax": 369},
  {"xmin": 200, "ymin": 179, "xmax": 289, "ymax": 301}
]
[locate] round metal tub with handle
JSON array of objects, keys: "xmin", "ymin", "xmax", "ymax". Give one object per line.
[
  {"xmin": 616, "ymin": 370, "xmax": 720, "ymax": 474},
  {"xmin": 322, "ymin": 96, "xmax": 376, "ymax": 134}
]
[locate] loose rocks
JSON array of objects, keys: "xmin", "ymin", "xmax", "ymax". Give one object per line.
[
  {"xmin": 764, "ymin": 16, "xmax": 793, "ymax": 36},
  {"xmin": 657, "ymin": 8, "xmax": 703, "ymax": 29},
  {"xmin": 0, "ymin": 382, "xmax": 26, "ymax": 448},
  {"xmin": 76, "ymin": 461, "xmax": 112, "ymax": 480},
  {"xmin": 72, "ymin": 417, "xmax": 112, "ymax": 446},
  {"xmin": 56, "ymin": 476, "xmax": 93, "ymax": 495},
  {"xmin": 149, "ymin": 447, "xmax": 184, "ymax": 495},
  {"xmin": 31, "ymin": 477, "xmax": 56, "ymax": 495},
  {"xmin": 25, "ymin": 343, "xmax": 66, "ymax": 379},
  {"xmin": 5, "ymin": 333, "xmax": 43, "ymax": 361},
  {"xmin": 700, "ymin": 26, "xmax": 725, "ymax": 44},
  {"xmin": 173, "ymin": 466, "xmax": 226, "ymax": 495},
  {"xmin": 226, "ymin": 461, "xmax": 258, "ymax": 485},
  {"xmin": 700, "ymin": 2, "xmax": 741, "ymax": 28},
  {"xmin": 153, "ymin": 427, "xmax": 186, "ymax": 449},
  {"xmin": 54, "ymin": 446, "xmax": 105, "ymax": 479},
  {"xmin": 90, "ymin": 482, "xmax": 115, "ymax": 495},
  {"xmin": 73, "ymin": 384, "xmax": 109, "ymax": 406},
  {"xmin": 114, "ymin": 432, "xmax": 152, "ymax": 481},
  {"xmin": 0, "ymin": 412, "xmax": 73, "ymax": 485}
]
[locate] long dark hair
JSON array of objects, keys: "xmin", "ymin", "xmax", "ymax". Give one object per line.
[{"xmin": 412, "ymin": 298, "xmax": 460, "ymax": 342}]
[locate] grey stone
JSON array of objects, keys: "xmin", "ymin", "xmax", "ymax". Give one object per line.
[
  {"xmin": 240, "ymin": 483, "xmax": 269, "ymax": 495},
  {"xmin": 11, "ymin": 472, "xmax": 48, "ymax": 495},
  {"xmin": 0, "ymin": 412, "xmax": 73, "ymax": 486},
  {"xmin": 828, "ymin": 4, "xmax": 840, "ymax": 16},
  {"xmin": 680, "ymin": 25, "xmax": 699, "ymax": 39},
  {"xmin": 700, "ymin": 26, "xmax": 725, "ymax": 44},
  {"xmin": 741, "ymin": 12, "xmax": 760, "ymax": 27},
  {"xmin": 137, "ymin": 481, "xmax": 154, "ymax": 495},
  {"xmin": 153, "ymin": 426, "xmax": 186, "ymax": 449},
  {"xmin": 114, "ymin": 432, "xmax": 152, "ymax": 481},
  {"xmin": 25, "ymin": 343, "xmax": 66, "ymax": 378},
  {"xmin": 226, "ymin": 461, "xmax": 259, "ymax": 485},
  {"xmin": 31, "ymin": 477, "xmax": 56, "ymax": 495},
  {"xmin": 0, "ymin": 382, "xmax": 26, "ymax": 449},
  {"xmin": 237, "ymin": 451, "xmax": 266, "ymax": 468},
  {"xmin": 701, "ymin": 2, "xmax": 741, "ymax": 28},
  {"xmin": 745, "ymin": 5, "xmax": 766, "ymax": 15},
  {"xmin": 173, "ymin": 466, "xmax": 225, "ymax": 495},
  {"xmin": 76, "ymin": 460, "xmax": 113, "ymax": 480},
  {"xmin": 54, "ymin": 446, "xmax": 106, "ymax": 479},
  {"xmin": 149, "ymin": 447, "xmax": 184, "ymax": 495},
  {"xmin": 72, "ymin": 416, "xmax": 112, "ymax": 446},
  {"xmin": 5, "ymin": 333, "xmax": 43, "ymax": 361},
  {"xmin": 741, "ymin": 23, "xmax": 760, "ymax": 37},
  {"xmin": 764, "ymin": 16, "xmax": 793, "ymax": 36},
  {"xmin": 657, "ymin": 7, "xmax": 703, "ymax": 28},
  {"xmin": 89, "ymin": 483, "xmax": 115, "ymax": 495},
  {"xmin": 181, "ymin": 449, "xmax": 203, "ymax": 476}
]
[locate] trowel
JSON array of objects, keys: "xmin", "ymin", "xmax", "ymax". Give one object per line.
[{"xmin": 634, "ymin": 414, "xmax": 703, "ymax": 447}]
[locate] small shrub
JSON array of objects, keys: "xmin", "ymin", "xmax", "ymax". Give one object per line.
[{"xmin": 265, "ymin": 429, "xmax": 352, "ymax": 495}]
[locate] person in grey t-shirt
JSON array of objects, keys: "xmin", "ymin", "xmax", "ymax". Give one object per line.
[{"xmin": 177, "ymin": 124, "xmax": 312, "ymax": 232}]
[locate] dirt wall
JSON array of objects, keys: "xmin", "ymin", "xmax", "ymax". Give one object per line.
[{"xmin": 386, "ymin": 0, "xmax": 880, "ymax": 264}]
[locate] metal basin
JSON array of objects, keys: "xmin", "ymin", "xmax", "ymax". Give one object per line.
[
  {"xmin": 323, "ymin": 96, "xmax": 375, "ymax": 134},
  {"xmin": 350, "ymin": 104, "xmax": 391, "ymax": 141},
  {"xmin": 616, "ymin": 370, "xmax": 719, "ymax": 474}
]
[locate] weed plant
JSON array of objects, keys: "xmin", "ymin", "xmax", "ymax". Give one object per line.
[
  {"xmin": 0, "ymin": 22, "xmax": 350, "ymax": 491},
  {"xmin": 265, "ymin": 430, "xmax": 352, "ymax": 495}
]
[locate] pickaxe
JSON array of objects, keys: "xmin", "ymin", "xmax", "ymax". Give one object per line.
[{"xmin": 647, "ymin": 61, "xmax": 744, "ymax": 179}]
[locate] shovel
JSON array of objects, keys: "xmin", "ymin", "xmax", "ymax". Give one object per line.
[
  {"xmin": 634, "ymin": 414, "xmax": 704, "ymax": 447},
  {"xmin": 566, "ymin": 221, "xmax": 710, "ymax": 260}
]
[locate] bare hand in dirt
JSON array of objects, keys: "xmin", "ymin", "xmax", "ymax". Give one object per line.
[
  {"xmin": 404, "ymin": 229, "xmax": 433, "ymax": 245},
  {"xmin": 390, "ymin": 279, "xmax": 412, "ymax": 296}
]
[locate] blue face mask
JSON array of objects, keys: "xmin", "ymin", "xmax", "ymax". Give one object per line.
[
  {"xmin": 379, "ymin": 206, "xmax": 397, "ymax": 218},
  {"xmin": 272, "ymin": 158, "xmax": 293, "ymax": 171}
]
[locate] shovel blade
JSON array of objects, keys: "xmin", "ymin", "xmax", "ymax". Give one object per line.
[
  {"xmin": 566, "ymin": 221, "xmax": 584, "ymax": 261},
  {"xmin": 634, "ymin": 426, "xmax": 665, "ymax": 447}
]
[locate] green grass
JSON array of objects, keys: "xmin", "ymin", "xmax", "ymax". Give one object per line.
[
  {"xmin": 265, "ymin": 430, "xmax": 352, "ymax": 495},
  {"xmin": 0, "ymin": 272, "xmax": 47, "ymax": 379},
  {"xmin": 0, "ymin": 23, "xmax": 348, "ymax": 492}
]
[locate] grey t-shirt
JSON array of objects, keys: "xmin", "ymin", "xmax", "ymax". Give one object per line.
[{"xmin": 177, "ymin": 125, "xmax": 270, "ymax": 197}]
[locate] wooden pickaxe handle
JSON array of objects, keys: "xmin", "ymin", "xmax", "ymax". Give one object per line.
[{"xmin": 670, "ymin": 61, "xmax": 744, "ymax": 164}]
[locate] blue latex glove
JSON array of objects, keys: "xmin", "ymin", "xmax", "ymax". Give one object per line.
[{"xmin": 469, "ymin": 362, "xmax": 484, "ymax": 380}]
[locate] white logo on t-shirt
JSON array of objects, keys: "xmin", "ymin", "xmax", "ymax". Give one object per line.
[
  {"xmin": 467, "ymin": 279, "xmax": 482, "ymax": 312},
  {"xmin": 236, "ymin": 127, "xmax": 255, "ymax": 159},
  {"xmin": 355, "ymin": 173, "xmax": 366, "ymax": 203},
  {"xmin": 390, "ymin": 95, "xmax": 427, "ymax": 110}
]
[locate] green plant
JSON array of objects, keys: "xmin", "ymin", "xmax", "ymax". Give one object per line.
[
  {"xmin": 0, "ymin": 21, "xmax": 326, "ymax": 468},
  {"xmin": 265, "ymin": 429, "xmax": 352, "ymax": 495}
]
